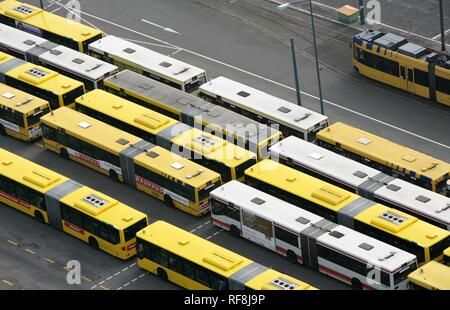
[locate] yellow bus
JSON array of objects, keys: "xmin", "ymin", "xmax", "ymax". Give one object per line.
[
  {"xmin": 0, "ymin": 148, "xmax": 148, "ymax": 259},
  {"xmin": 244, "ymin": 160, "xmax": 450, "ymax": 266},
  {"xmin": 0, "ymin": 51, "xmax": 85, "ymax": 110},
  {"xmin": 353, "ymin": 30, "xmax": 450, "ymax": 107},
  {"xmin": 316, "ymin": 122, "xmax": 450, "ymax": 195},
  {"xmin": 41, "ymin": 107, "xmax": 222, "ymax": 216},
  {"xmin": 104, "ymin": 70, "xmax": 282, "ymax": 160},
  {"xmin": 75, "ymin": 90, "xmax": 257, "ymax": 182},
  {"xmin": 407, "ymin": 261, "xmax": 450, "ymax": 290},
  {"xmin": 0, "ymin": 0, "xmax": 104, "ymax": 53},
  {"xmin": 0, "ymin": 82, "xmax": 50, "ymax": 141},
  {"xmin": 136, "ymin": 220, "xmax": 317, "ymax": 290}
]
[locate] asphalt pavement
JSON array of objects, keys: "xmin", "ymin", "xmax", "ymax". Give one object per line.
[{"xmin": 1, "ymin": 0, "xmax": 449, "ymax": 290}]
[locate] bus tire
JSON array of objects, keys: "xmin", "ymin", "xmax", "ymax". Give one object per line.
[
  {"xmin": 60, "ymin": 148, "xmax": 69, "ymax": 159},
  {"xmin": 109, "ymin": 170, "xmax": 119, "ymax": 182},
  {"xmin": 34, "ymin": 211, "xmax": 45, "ymax": 224},
  {"xmin": 351, "ymin": 278, "xmax": 363, "ymax": 290},
  {"xmin": 0, "ymin": 125, "xmax": 5, "ymax": 136},
  {"xmin": 157, "ymin": 268, "xmax": 168, "ymax": 282},
  {"xmin": 164, "ymin": 195, "xmax": 174, "ymax": 208},
  {"xmin": 229, "ymin": 225, "xmax": 240, "ymax": 237},
  {"xmin": 287, "ymin": 250, "xmax": 298, "ymax": 264},
  {"xmin": 88, "ymin": 237, "xmax": 99, "ymax": 250}
]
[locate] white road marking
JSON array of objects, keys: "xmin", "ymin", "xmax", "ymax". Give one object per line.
[
  {"xmin": 141, "ymin": 19, "xmax": 180, "ymax": 34},
  {"xmin": 432, "ymin": 29, "xmax": 450, "ymax": 40},
  {"xmin": 50, "ymin": 7, "xmax": 62, "ymax": 13},
  {"xmin": 48, "ymin": 4, "xmax": 450, "ymax": 150}
]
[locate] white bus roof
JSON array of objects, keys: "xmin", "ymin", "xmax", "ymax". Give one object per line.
[
  {"xmin": 211, "ymin": 181, "xmax": 416, "ymax": 273},
  {"xmin": 88, "ymin": 35, "xmax": 206, "ymax": 84},
  {"xmin": 270, "ymin": 136, "xmax": 450, "ymax": 226},
  {"xmin": 0, "ymin": 23, "xmax": 47, "ymax": 53},
  {"xmin": 38, "ymin": 45, "xmax": 118, "ymax": 81},
  {"xmin": 199, "ymin": 76, "xmax": 328, "ymax": 132}
]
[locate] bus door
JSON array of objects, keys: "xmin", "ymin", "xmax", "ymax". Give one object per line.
[
  {"xmin": 241, "ymin": 210, "xmax": 275, "ymax": 251},
  {"xmin": 399, "ymin": 65, "xmax": 415, "ymax": 93}
]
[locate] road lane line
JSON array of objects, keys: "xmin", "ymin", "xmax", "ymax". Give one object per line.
[
  {"xmin": 432, "ymin": 29, "xmax": 450, "ymax": 40},
  {"xmin": 82, "ymin": 276, "xmax": 92, "ymax": 283},
  {"xmin": 43, "ymin": 257, "xmax": 55, "ymax": 264},
  {"xmin": 25, "ymin": 248, "xmax": 36, "ymax": 255},
  {"xmin": 100, "ymin": 285, "xmax": 111, "ymax": 290},
  {"xmin": 56, "ymin": 4, "xmax": 450, "ymax": 150},
  {"xmin": 141, "ymin": 19, "xmax": 180, "ymax": 34},
  {"xmin": 2, "ymin": 280, "xmax": 13, "ymax": 287}
]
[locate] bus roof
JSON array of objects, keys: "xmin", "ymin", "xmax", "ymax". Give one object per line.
[
  {"xmin": 137, "ymin": 221, "xmax": 255, "ymax": 278},
  {"xmin": 0, "ymin": 82, "xmax": 49, "ymax": 113},
  {"xmin": 212, "ymin": 181, "xmax": 417, "ymax": 272},
  {"xmin": 105, "ymin": 70, "xmax": 282, "ymax": 146},
  {"xmin": 76, "ymin": 90, "xmax": 256, "ymax": 167},
  {"xmin": 200, "ymin": 76, "xmax": 328, "ymax": 131},
  {"xmin": 88, "ymin": 36, "xmax": 205, "ymax": 83},
  {"xmin": 407, "ymin": 261, "xmax": 450, "ymax": 290},
  {"xmin": 60, "ymin": 186, "xmax": 146, "ymax": 230},
  {"xmin": 0, "ymin": 148, "xmax": 69, "ymax": 193},
  {"xmin": 317, "ymin": 122, "xmax": 450, "ymax": 181},
  {"xmin": 245, "ymin": 269, "xmax": 316, "ymax": 290},
  {"xmin": 270, "ymin": 136, "xmax": 450, "ymax": 226},
  {"xmin": 0, "ymin": 0, "xmax": 104, "ymax": 42},
  {"xmin": 246, "ymin": 160, "xmax": 450, "ymax": 248},
  {"xmin": 0, "ymin": 50, "xmax": 15, "ymax": 63},
  {"xmin": 41, "ymin": 107, "xmax": 220, "ymax": 188},
  {"xmin": 0, "ymin": 22, "xmax": 47, "ymax": 52},
  {"xmin": 245, "ymin": 159, "xmax": 362, "ymax": 213},
  {"xmin": 76, "ymin": 89, "xmax": 178, "ymax": 135},
  {"xmin": 38, "ymin": 45, "xmax": 118, "ymax": 81},
  {"xmin": 1, "ymin": 57, "xmax": 84, "ymax": 95}
]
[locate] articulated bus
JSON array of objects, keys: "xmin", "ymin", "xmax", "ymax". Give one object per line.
[
  {"xmin": 199, "ymin": 76, "xmax": 329, "ymax": 142},
  {"xmin": 0, "ymin": 24, "xmax": 118, "ymax": 90},
  {"xmin": 316, "ymin": 122, "xmax": 450, "ymax": 195},
  {"xmin": 407, "ymin": 261, "xmax": 450, "ymax": 290},
  {"xmin": 211, "ymin": 181, "xmax": 418, "ymax": 290},
  {"xmin": 0, "ymin": 82, "xmax": 50, "ymax": 141},
  {"xmin": 136, "ymin": 220, "xmax": 317, "ymax": 290},
  {"xmin": 41, "ymin": 107, "xmax": 222, "ymax": 216},
  {"xmin": 353, "ymin": 30, "xmax": 450, "ymax": 107},
  {"xmin": 0, "ymin": 0, "xmax": 104, "ymax": 53},
  {"xmin": 244, "ymin": 160, "xmax": 450, "ymax": 266},
  {"xmin": 0, "ymin": 148, "xmax": 148, "ymax": 259},
  {"xmin": 0, "ymin": 51, "xmax": 85, "ymax": 109},
  {"xmin": 269, "ymin": 136, "xmax": 450, "ymax": 230},
  {"xmin": 104, "ymin": 70, "xmax": 283, "ymax": 159},
  {"xmin": 88, "ymin": 35, "xmax": 207, "ymax": 93},
  {"xmin": 75, "ymin": 90, "xmax": 256, "ymax": 182}
]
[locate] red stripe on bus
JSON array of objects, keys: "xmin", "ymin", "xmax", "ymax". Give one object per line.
[
  {"xmin": 212, "ymin": 218, "xmax": 231, "ymax": 230},
  {"xmin": 319, "ymin": 265, "xmax": 376, "ymax": 290},
  {"xmin": 0, "ymin": 191, "xmax": 32, "ymax": 209},
  {"xmin": 127, "ymin": 243, "xmax": 136, "ymax": 251},
  {"xmin": 63, "ymin": 221, "xmax": 85, "ymax": 235}
]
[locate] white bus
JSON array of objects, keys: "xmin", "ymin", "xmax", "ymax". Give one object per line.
[
  {"xmin": 0, "ymin": 24, "xmax": 118, "ymax": 90},
  {"xmin": 199, "ymin": 76, "xmax": 329, "ymax": 142},
  {"xmin": 88, "ymin": 35, "xmax": 207, "ymax": 93},
  {"xmin": 210, "ymin": 181, "xmax": 418, "ymax": 290},
  {"xmin": 269, "ymin": 136, "xmax": 450, "ymax": 230}
]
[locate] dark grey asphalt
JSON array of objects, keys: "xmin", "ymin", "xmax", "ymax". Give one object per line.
[{"xmin": 1, "ymin": 0, "xmax": 449, "ymax": 290}]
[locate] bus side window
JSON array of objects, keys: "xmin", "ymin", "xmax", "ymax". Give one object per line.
[{"xmin": 408, "ymin": 69, "xmax": 414, "ymax": 82}]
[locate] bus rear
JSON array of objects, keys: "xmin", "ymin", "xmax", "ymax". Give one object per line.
[
  {"xmin": 408, "ymin": 261, "xmax": 450, "ymax": 290},
  {"xmin": 0, "ymin": 83, "xmax": 50, "ymax": 141}
]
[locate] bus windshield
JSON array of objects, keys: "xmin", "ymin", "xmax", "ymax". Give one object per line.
[
  {"xmin": 198, "ymin": 180, "xmax": 221, "ymax": 201},
  {"xmin": 394, "ymin": 262, "xmax": 417, "ymax": 285},
  {"xmin": 62, "ymin": 86, "xmax": 85, "ymax": 106},
  {"xmin": 27, "ymin": 107, "xmax": 50, "ymax": 126},
  {"xmin": 124, "ymin": 218, "xmax": 148, "ymax": 242}
]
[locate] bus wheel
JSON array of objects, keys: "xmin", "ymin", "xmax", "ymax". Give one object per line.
[
  {"xmin": 157, "ymin": 268, "xmax": 168, "ymax": 282},
  {"xmin": 287, "ymin": 250, "xmax": 298, "ymax": 264},
  {"xmin": 88, "ymin": 237, "xmax": 99, "ymax": 250},
  {"xmin": 229, "ymin": 225, "xmax": 240, "ymax": 237},
  {"xmin": 351, "ymin": 278, "xmax": 363, "ymax": 290},
  {"xmin": 0, "ymin": 125, "xmax": 5, "ymax": 136},
  {"xmin": 109, "ymin": 170, "xmax": 119, "ymax": 182},
  {"xmin": 34, "ymin": 211, "xmax": 45, "ymax": 224},
  {"xmin": 60, "ymin": 148, "xmax": 69, "ymax": 159},
  {"xmin": 164, "ymin": 195, "xmax": 174, "ymax": 208}
]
